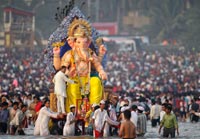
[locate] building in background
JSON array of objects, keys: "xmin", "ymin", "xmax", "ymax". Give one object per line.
[
  {"xmin": 3, "ymin": 6, "xmax": 35, "ymax": 47},
  {"xmin": 92, "ymin": 22, "xmax": 118, "ymax": 35}
]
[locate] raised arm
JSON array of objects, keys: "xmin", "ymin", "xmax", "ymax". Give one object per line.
[
  {"xmin": 91, "ymin": 52, "xmax": 107, "ymax": 80},
  {"xmin": 61, "ymin": 51, "xmax": 72, "ymax": 76},
  {"xmin": 53, "ymin": 47, "xmax": 61, "ymax": 70}
]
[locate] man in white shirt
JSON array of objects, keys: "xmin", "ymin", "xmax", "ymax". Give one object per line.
[
  {"xmin": 10, "ymin": 104, "xmax": 27, "ymax": 135},
  {"xmin": 131, "ymin": 104, "xmax": 138, "ymax": 127},
  {"xmin": 92, "ymin": 100, "xmax": 107, "ymax": 138},
  {"xmin": 160, "ymin": 103, "xmax": 167, "ymax": 122},
  {"xmin": 91, "ymin": 101, "xmax": 119, "ymax": 138},
  {"xmin": 150, "ymin": 100, "xmax": 161, "ymax": 127},
  {"xmin": 63, "ymin": 105, "xmax": 77, "ymax": 136},
  {"xmin": 8, "ymin": 102, "xmax": 19, "ymax": 134},
  {"xmin": 34, "ymin": 100, "xmax": 63, "ymax": 136},
  {"xmin": 53, "ymin": 66, "xmax": 75, "ymax": 114}
]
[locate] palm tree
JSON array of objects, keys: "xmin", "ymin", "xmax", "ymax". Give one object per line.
[
  {"xmin": 147, "ymin": 0, "xmax": 185, "ymax": 42},
  {"xmin": 179, "ymin": 6, "xmax": 200, "ymax": 48}
]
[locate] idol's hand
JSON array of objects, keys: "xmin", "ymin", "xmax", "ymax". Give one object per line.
[
  {"xmin": 53, "ymin": 47, "xmax": 60, "ymax": 55},
  {"xmin": 99, "ymin": 44, "xmax": 107, "ymax": 56},
  {"xmin": 69, "ymin": 67, "xmax": 76, "ymax": 77},
  {"xmin": 99, "ymin": 71, "xmax": 107, "ymax": 80}
]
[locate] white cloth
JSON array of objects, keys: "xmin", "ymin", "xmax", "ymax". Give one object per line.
[
  {"xmin": 53, "ymin": 71, "xmax": 74, "ymax": 97},
  {"xmin": 53, "ymin": 71, "xmax": 74, "ymax": 113},
  {"xmin": 63, "ymin": 112, "xmax": 75, "ymax": 136},
  {"xmin": 92, "ymin": 108, "xmax": 119, "ymax": 137},
  {"xmin": 34, "ymin": 106, "xmax": 58, "ymax": 136},
  {"xmin": 103, "ymin": 114, "xmax": 119, "ymax": 137},
  {"xmin": 160, "ymin": 111, "xmax": 173, "ymax": 122},
  {"xmin": 160, "ymin": 110, "xmax": 166, "ymax": 122},
  {"xmin": 103, "ymin": 122, "xmax": 110, "ymax": 137},
  {"xmin": 109, "ymin": 108, "xmax": 117, "ymax": 121},
  {"xmin": 27, "ymin": 99, "xmax": 33, "ymax": 107},
  {"xmin": 9, "ymin": 108, "xmax": 17, "ymax": 122},
  {"xmin": 10, "ymin": 109, "xmax": 26, "ymax": 126},
  {"xmin": 24, "ymin": 99, "xmax": 33, "ymax": 107},
  {"xmin": 150, "ymin": 104, "xmax": 161, "ymax": 119},
  {"xmin": 131, "ymin": 111, "xmax": 138, "ymax": 127},
  {"xmin": 56, "ymin": 95, "xmax": 65, "ymax": 113},
  {"xmin": 92, "ymin": 108, "xmax": 107, "ymax": 132}
]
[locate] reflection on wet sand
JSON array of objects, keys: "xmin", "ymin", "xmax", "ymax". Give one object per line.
[{"xmin": 1, "ymin": 121, "xmax": 200, "ymax": 139}]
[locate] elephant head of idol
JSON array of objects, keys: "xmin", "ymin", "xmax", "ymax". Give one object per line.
[{"xmin": 67, "ymin": 18, "xmax": 92, "ymax": 61}]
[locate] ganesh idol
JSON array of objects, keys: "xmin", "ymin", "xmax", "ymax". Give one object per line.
[{"xmin": 52, "ymin": 19, "xmax": 107, "ymax": 112}]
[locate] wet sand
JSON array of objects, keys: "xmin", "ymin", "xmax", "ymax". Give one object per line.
[{"xmin": 1, "ymin": 120, "xmax": 200, "ymax": 139}]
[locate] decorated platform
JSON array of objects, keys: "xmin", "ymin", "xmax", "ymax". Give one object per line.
[{"xmin": 45, "ymin": 0, "xmax": 109, "ymax": 120}]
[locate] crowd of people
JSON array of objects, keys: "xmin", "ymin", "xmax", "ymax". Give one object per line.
[
  {"xmin": 106, "ymin": 48, "xmax": 200, "ymax": 95},
  {"xmin": 0, "ymin": 47, "xmax": 52, "ymax": 96},
  {"xmin": 0, "ymin": 46, "xmax": 200, "ymax": 137},
  {"xmin": 105, "ymin": 47, "xmax": 200, "ymax": 122}
]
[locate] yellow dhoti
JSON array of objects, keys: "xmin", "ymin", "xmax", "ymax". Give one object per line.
[{"xmin": 66, "ymin": 76, "xmax": 102, "ymax": 112}]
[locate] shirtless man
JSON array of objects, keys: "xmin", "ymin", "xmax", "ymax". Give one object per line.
[{"xmin": 119, "ymin": 109, "xmax": 136, "ymax": 139}]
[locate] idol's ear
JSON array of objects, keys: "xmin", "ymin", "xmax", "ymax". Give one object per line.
[
  {"xmin": 96, "ymin": 37, "xmax": 103, "ymax": 47},
  {"xmin": 67, "ymin": 37, "xmax": 75, "ymax": 48},
  {"xmin": 87, "ymin": 39, "xmax": 92, "ymax": 48}
]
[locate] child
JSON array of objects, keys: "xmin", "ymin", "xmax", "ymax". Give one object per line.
[{"xmin": 159, "ymin": 104, "xmax": 179, "ymax": 138}]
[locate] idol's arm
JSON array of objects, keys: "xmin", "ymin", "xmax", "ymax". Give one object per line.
[
  {"xmin": 53, "ymin": 54, "xmax": 61, "ymax": 70},
  {"xmin": 92, "ymin": 53, "xmax": 107, "ymax": 80}
]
